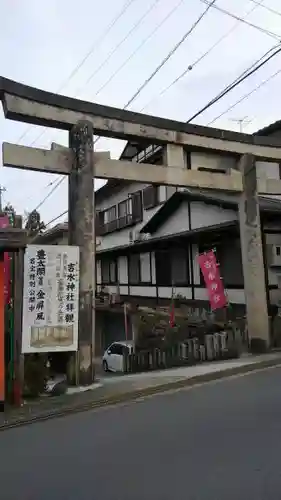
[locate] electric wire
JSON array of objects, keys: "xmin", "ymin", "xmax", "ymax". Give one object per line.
[
  {"xmin": 43, "ymin": 60, "xmax": 281, "ymax": 228},
  {"xmin": 123, "ymin": 0, "xmax": 217, "ymax": 110},
  {"xmin": 75, "ymin": 0, "xmax": 161, "ymax": 97},
  {"xmin": 249, "ymin": 0, "xmax": 281, "ymax": 18},
  {"xmin": 186, "ymin": 43, "xmax": 281, "ymax": 123},
  {"xmin": 15, "ymin": 0, "xmax": 137, "ymax": 146},
  {"xmin": 207, "ymin": 66, "xmax": 281, "ymax": 126},
  {"xmin": 140, "ymin": 0, "xmax": 266, "ymax": 112},
  {"xmin": 17, "ymin": 0, "xmax": 139, "ymax": 215},
  {"xmin": 43, "ymin": 210, "xmax": 68, "ymax": 229},
  {"xmin": 36, "ymin": 0, "xmax": 217, "ymax": 214},
  {"xmin": 21, "ymin": 0, "xmax": 281, "ymax": 218},
  {"xmin": 29, "ymin": 209, "xmax": 68, "ymax": 242},
  {"xmin": 199, "ymin": 0, "xmax": 281, "ymax": 40},
  {"xmin": 93, "ymin": 0, "xmax": 186, "ymax": 99},
  {"xmin": 92, "ymin": 0, "xmax": 217, "ymax": 148},
  {"xmin": 20, "ymin": 0, "xmax": 163, "ymax": 215}
]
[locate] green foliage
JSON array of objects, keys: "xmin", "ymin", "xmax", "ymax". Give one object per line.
[
  {"xmin": 25, "ymin": 209, "xmax": 46, "ymax": 235},
  {"xmin": 135, "ymin": 311, "xmax": 191, "ymax": 350},
  {"xmin": 3, "ymin": 203, "xmax": 16, "ymax": 218}
]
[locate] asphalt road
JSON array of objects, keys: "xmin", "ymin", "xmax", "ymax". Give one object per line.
[{"xmin": 2, "ymin": 367, "xmax": 281, "ymax": 500}]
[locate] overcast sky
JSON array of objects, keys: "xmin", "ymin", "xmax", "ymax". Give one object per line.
[{"xmin": 1, "ymin": 0, "xmax": 281, "ymax": 225}]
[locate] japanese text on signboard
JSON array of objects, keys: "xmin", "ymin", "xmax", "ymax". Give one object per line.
[{"xmin": 22, "ymin": 245, "xmax": 79, "ymax": 353}]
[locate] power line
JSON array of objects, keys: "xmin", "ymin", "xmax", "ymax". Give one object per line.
[
  {"xmin": 32, "ymin": 177, "xmax": 65, "ymax": 213},
  {"xmin": 199, "ymin": 0, "xmax": 281, "ymax": 40},
  {"xmin": 40, "ymin": 0, "xmax": 216, "ymax": 216},
  {"xmin": 19, "ymin": 0, "xmax": 138, "ymax": 216},
  {"xmin": 123, "ymin": 0, "xmax": 217, "ymax": 110},
  {"xmin": 186, "ymin": 42, "xmax": 281, "ymax": 123},
  {"xmin": 16, "ymin": 0, "xmax": 136, "ymax": 146},
  {"xmin": 19, "ymin": 0, "xmax": 279, "ymax": 215},
  {"xmin": 140, "ymin": 0, "xmax": 266, "ymax": 112},
  {"xmin": 44, "ymin": 210, "xmax": 68, "ymax": 229},
  {"xmin": 26, "ymin": 1, "xmax": 164, "ymax": 215},
  {"xmin": 29, "ymin": 209, "xmax": 68, "ymax": 243},
  {"xmin": 93, "ymin": 0, "xmax": 186, "ymax": 98},
  {"xmin": 75, "ymin": 0, "xmax": 161, "ymax": 97},
  {"xmin": 207, "ymin": 66, "xmax": 281, "ymax": 126},
  {"xmin": 249, "ymin": 0, "xmax": 281, "ymax": 18},
  {"xmin": 45, "ymin": 47, "xmax": 281, "ymax": 223},
  {"xmin": 92, "ymin": 0, "xmax": 217, "ymax": 149}
]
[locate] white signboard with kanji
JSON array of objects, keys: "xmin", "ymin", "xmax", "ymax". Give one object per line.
[{"xmin": 22, "ymin": 245, "xmax": 79, "ymax": 353}]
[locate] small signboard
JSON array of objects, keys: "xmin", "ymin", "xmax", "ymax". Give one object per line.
[{"xmin": 22, "ymin": 245, "xmax": 79, "ymax": 353}]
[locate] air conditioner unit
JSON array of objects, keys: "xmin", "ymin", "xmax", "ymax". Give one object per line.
[{"xmin": 267, "ymin": 244, "xmax": 281, "ymax": 267}]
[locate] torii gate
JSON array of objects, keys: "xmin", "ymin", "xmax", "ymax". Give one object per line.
[{"xmin": 1, "ymin": 76, "xmax": 281, "ymax": 383}]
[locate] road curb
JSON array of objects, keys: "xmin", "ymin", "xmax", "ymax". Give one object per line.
[{"xmin": 1, "ymin": 357, "xmax": 281, "ymax": 431}]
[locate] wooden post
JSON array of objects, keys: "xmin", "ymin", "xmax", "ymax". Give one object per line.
[{"xmin": 68, "ymin": 121, "xmax": 95, "ymax": 385}]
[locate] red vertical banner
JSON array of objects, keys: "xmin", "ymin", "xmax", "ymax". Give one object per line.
[
  {"xmin": 0, "ymin": 216, "xmax": 10, "ymax": 305},
  {"xmin": 197, "ymin": 250, "xmax": 227, "ymax": 310},
  {"xmin": 0, "ymin": 257, "xmax": 5, "ymax": 406},
  {"xmin": 169, "ymin": 287, "xmax": 175, "ymax": 327}
]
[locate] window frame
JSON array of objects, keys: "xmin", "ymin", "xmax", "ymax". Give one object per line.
[
  {"xmin": 101, "ymin": 258, "xmax": 117, "ymax": 285},
  {"xmin": 128, "ymin": 253, "xmax": 140, "ymax": 285},
  {"xmin": 142, "ymin": 185, "xmax": 158, "ymax": 210},
  {"xmin": 170, "ymin": 247, "xmax": 190, "ymax": 286}
]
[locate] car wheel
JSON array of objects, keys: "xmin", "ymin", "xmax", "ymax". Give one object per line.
[{"xmin": 103, "ymin": 360, "xmax": 109, "ymax": 372}]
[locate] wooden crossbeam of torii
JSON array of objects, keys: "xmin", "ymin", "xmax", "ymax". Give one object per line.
[
  {"xmin": 1, "ymin": 76, "xmax": 281, "ymax": 381},
  {"xmin": 1, "ymin": 76, "xmax": 281, "ymax": 161},
  {"xmin": 2, "ymin": 142, "xmax": 243, "ymax": 193},
  {"xmin": 3, "ymin": 142, "xmax": 281, "ymax": 195}
]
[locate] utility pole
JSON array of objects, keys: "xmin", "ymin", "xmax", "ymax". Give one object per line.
[
  {"xmin": 229, "ymin": 117, "xmax": 252, "ymax": 133},
  {"xmin": 0, "ymin": 186, "xmax": 6, "ymax": 212}
]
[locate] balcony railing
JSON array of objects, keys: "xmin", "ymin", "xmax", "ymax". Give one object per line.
[{"xmin": 99, "ymin": 214, "xmax": 134, "ymax": 235}]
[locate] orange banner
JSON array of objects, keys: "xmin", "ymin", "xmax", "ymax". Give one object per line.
[{"xmin": 0, "ymin": 258, "xmax": 5, "ymax": 406}]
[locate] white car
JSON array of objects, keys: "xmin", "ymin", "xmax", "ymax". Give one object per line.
[{"xmin": 102, "ymin": 340, "xmax": 134, "ymax": 372}]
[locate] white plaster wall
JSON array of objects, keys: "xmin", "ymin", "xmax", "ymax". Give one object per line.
[
  {"xmin": 96, "ymin": 183, "xmax": 147, "ymax": 211},
  {"xmin": 157, "ymin": 287, "xmax": 192, "ymax": 299},
  {"xmin": 151, "ymin": 252, "xmax": 156, "ymax": 284},
  {"xmin": 191, "ymin": 244, "xmax": 200, "ymax": 285},
  {"xmin": 119, "ymin": 285, "xmax": 129, "ymax": 295},
  {"xmin": 190, "ymin": 202, "xmax": 237, "ymax": 229},
  {"xmin": 190, "ymin": 152, "xmax": 237, "ymax": 171},
  {"xmin": 129, "ymin": 286, "xmax": 157, "ymax": 297},
  {"xmin": 194, "ymin": 287, "xmax": 245, "ymax": 304},
  {"xmin": 97, "ymin": 181, "xmax": 161, "ymax": 251},
  {"xmin": 96, "ymin": 259, "xmax": 101, "ymax": 284},
  {"xmin": 265, "ymin": 233, "xmax": 281, "ymax": 286},
  {"xmin": 118, "ymin": 255, "xmax": 128, "ymax": 284},
  {"xmin": 153, "ymin": 202, "xmax": 190, "ymax": 237},
  {"xmin": 256, "ymin": 161, "xmax": 281, "ymax": 200},
  {"xmin": 256, "ymin": 161, "xmax": 280, "ymax": 180}
]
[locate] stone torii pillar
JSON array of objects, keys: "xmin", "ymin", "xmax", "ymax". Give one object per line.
[
  {"xmin": 68, "ymin": 121, "xmax": 95, "ymax": 385},
  {"xmin": 238, "ymin": 154, "xmax": 270, "ymax": 351}
]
